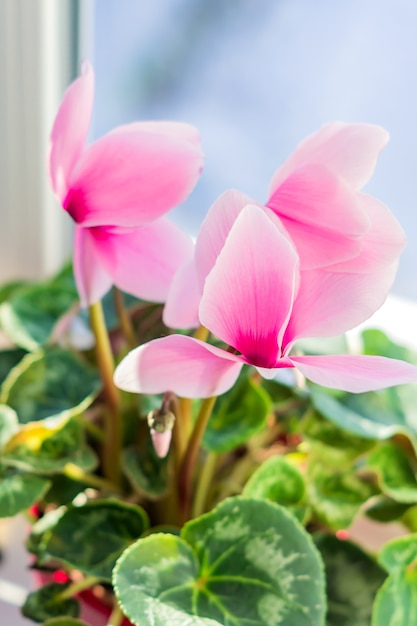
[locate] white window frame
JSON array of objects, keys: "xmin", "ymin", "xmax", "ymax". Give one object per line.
[{"xmin": 0, "ymin": 0, "xmax": 93, "ymax": 283}]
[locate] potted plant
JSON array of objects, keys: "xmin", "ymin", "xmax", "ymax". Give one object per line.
[{"xmin": 1, "ymin": 62, "xmax": 417, "ymax": 626}]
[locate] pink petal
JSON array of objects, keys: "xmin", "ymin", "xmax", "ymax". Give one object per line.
[
  {"xmin": 328, "ymin": 194, "xmax": 406, "ymax": 273},
  {"xmin": 91, "ymin": 218, "xmax": 194, "ymax": 303},
  {"xmin": 269, "ymin": 122, "xmax": 389, "ymax": 193},
  {"xmin": 73, "ymin": 225, "xmax": 112, "ymax": 307},
  {"xmin": 49, "ymin": 61, "xmax": 94, "ymax": 203},
  {"xmin": 271, "ymin": 215, "xmax": 362, "ymax": 270},
  {"xmin": 163, "ymin": 258, "xmax": 201, "ymax": 329},
  {"xmin": 199, "ymin": 205, "xmax": 299, "ymax": 368},
  {"xmin": 290, "ymin": 354, "xmax": 417, "ymax": 393},
  {"xmin": 114, "ymin": 335, "xmax": 244, "ymax": 398},
  {"xmin": 283, "ymin": 262, "xmax": 399, "ymax": 346},
  {"xmin": 110, "ymin": 121, "xmax": 201, "ymax": 149},
  {"xmin": 267, "ymin": 163, "xmax": 369, "ymax": 236},
  {"xmin": 194, "ymin": 189, "xmax": 259, "ymax": 288},
  {"xmin": 64, "ymin": 125, "xmax": 204, "ymax": 227}
]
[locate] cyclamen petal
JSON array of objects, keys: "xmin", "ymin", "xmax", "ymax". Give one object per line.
[
  {"xmin": 328, "ymin": 194, "xmax": 406, "ymax": 274},
  {"xmin": 199, "ymin": 205, "xmax": 299, "ymax": 367},
  {"xmin": 49, "ymin": 61, "xmax": 94, "ymax": 203},
  {"xmin": 290, "ymin": 354, "xmax": 417, "ymax": 393},
  {"xmin": 264, "ymin": 123, "xmax": 396, "ymax": 271},
  {"xmin": 73, "ymin": 226, "xmax": 113, "ymax": 307},
  {"xmin": 163, "ymin": 258, "xmax": 201, "ymax": 329},
  {"xmin": 276, "ymin": 216, "xmax": 362, "ymax": 270},
  {"xmin": 49, "ymin": 62, "xmax": 204, "ymax": 307},
  {"xmin": 90, "ymin": 218, "xmax": 194, "ymax": 303},
  {"xmin": 110, "ymin": 120, "xmax": 202, "ymax": 149},
  {"xmin": 269, "ymin": 122, "xmax": 389, "ymax": 192},
  {"xmin": 194, "ymin": 189, "xmax": 261, "ymax": 288},
  {"xmin": 268, "ymin": 163, "xmax": 369, "ymax": 236},
  {"xmin": 283, "ymin": 261, "xmax": 399, "ymax": 346},
  {"xmin": 65, "ymin": 127, "xmax": 204, "ymax": 227},
  {"xmin": 114, "ymin": 335, "xmax": 244, "ymax": 399}
]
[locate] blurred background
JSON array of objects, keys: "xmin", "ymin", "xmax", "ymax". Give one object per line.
[
  {"xmin": 0, "ymin": 1, "xmax": 417, "ymax": 622},
  {"xmin": 1, "ymin": 0, "xmax": 417, "ymax": 298}
]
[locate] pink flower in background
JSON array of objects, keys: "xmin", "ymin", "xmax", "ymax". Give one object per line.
[
  {"xmin": 48, "ymin": 62, "xmax": 204, "ymax": 306},
  {"xmin": 266, "ymin": 122, "xmax": 405, "ymax": 270},
  {"xmin": 115, "ymin": 206, "xmax": 417, "ymax": 399},
  {"xmin": 163, "ymin": 123, "xmax": 405, "ymax": 329}
]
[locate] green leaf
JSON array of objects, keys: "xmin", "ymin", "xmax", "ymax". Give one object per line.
[
  {"xmin": 302, "ymin": 408, "xmax": 374, "ymax": 463},
  {"xmin": 123, "ymin": 444, "xmax": 169, "ymax": 499},
  {"xmin": 0, "ymin": 279, "xmax": 28, "ymax": 304},
  {"xmin": 0, "ymin": 274, "xmax": 78, "ymax": 351},
  {"xmin": 310, "ymin": 387, "xmax": 417, "ymax": 444},
  {"xmin": 315, "ymin": 534, "xmax": 386, "ymax": 626},
  {"xmin": 260, "ymin": 378, "xmax": 295, "ymax": 404},
  {"xmin": 27, "ymin": 506, "xmax": 67, "ymax": 559},
  {"xmin": 1, "ymin": 346, "xmax": 101, "ymax": 423},
  {"xmin": 3, "ymin": 418, "xmax": 98, "ymax": 474},
  {"xmin": 203, "ymin": 375, "xmax": 271, "ymax": 453},
  {"xmin": 243, "ymin": 455, "xmax": 307, "ymax": 522},
  {"xmin": 0, "ymin": 473, "xmax": 51, "ymax": 517},
  {"xmin": 43, "ymin": 500, "xmax": 149, "ymax": 581},
  {"xmin": 368, "ymin": 442, "xmax": 417, "ymax": 504},
  {"xmin": 365, "ymin": 496, "xmax": 411, "ymax": 523},
  {"xmin": 114, "ymin": 497, "xmax": 326, "ymax": 626},
  {"xmin": 372, "ymin": 534, "xmax": 417, "ymax": 626},
  {"xmin": 0, "ymin": 348, "xmax": 26, "ymax": 385},
  {"xmin": 362, "ymin": 328, "xmax": 417, "ymax": 363},
  {"xmin": 22, "ymin": 582, "xmax": 79, "ymax": 622},
  {"xmin": 43, "ymin": 474, "xmax": 87, "ymax": 506},
  {"xmin": 42, "ymin": 617, "xmax": 88, "ymax": 626},
  {"xmin": 0, "ymin": 404, "xmax": 19, "ymax": 448},
  {"xmin": 308, "ymin": 461, "xmax": 375, "ymax": 530}
]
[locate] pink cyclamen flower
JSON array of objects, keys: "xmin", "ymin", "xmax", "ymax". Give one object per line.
[
  {"xmin": 48, "ymin": 62, "xmax": 204, "ymax": 306},
  {"xmin": 114, "ymin": 205, "xmax": 417, "ymax": 399},
  {"xmin": 163, "ymin": 123, "xmax": 405, "ymax": 329}
]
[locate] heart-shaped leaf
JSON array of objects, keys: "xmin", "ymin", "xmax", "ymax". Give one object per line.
[
  {"xmin": 243, "ymin": 455, "xmax": 307, "ymax": 522},
  {"xmin": 372, "ymin": 534, "xmax": 417, "ymax": 626},
  {"xmin": 3, "ymin": 418, "xmax": 97, "ymax": 474},
  {"xmin": 307, "ymin": 460, "xmax": 375, "ymax": 530},
  {"xmin": 122, "ymin": 445, "xmax": 169, "ymax": 499},
  {"xmin": 43, "ymin": 500, "xmax": 149, "ymax": 581},
  {"xmin": 368, "ymin": 442, "xmax": 417, "ymax": 504},
  {"xmin": 0, "ymin": 473, "xmax": 51, "ymax": 517},
  {"xmin": 365, "ymin": 496, "xmax": 411, "ymax": 523},
  {"xmin": 0, "ymin": 267, "xmax": 78, "ymax": 351},
  {"xmin": 315, "ymin": 534, "xmax": 386, "ymax": 626},
  {"xmin": 1, "ymin": 347, "xmax": 101, "ymax": 423},
  {"xmin": 114, "ymin": 497, "xmax": 326, "ymax": 626},
  {"xmin": 302, "ymin": 408, "xmax": 374, "ymax": 462},
  {"xmin": 22, "ymin": 582, "xmax": 79, "ymax": 623}
]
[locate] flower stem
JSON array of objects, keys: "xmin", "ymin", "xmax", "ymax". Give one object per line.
[
  {"xmin": 57, "ymin": 576, "xmax": 100, "ymax": 600},
  {"xmin": 113, "ymin": 287, "xmax": 136, "ymax": 349},
  {"xmin": 178, "ymin": 326, "xmax": 209, "ymax": 439},
  {"xmin": 63, "ymin": 462, "xmax": 122, "ymax": 494},
  {"xmin": 107, "ymin": 600, "xmax": 124, "ymax": 626},
  {"xmin": 191, "ymin": 451, "xmax": 218, "ymax": 518},
  {"xmin": 178, "ymin": 396, "xmax": 217, "ymax": 524},
  {"xmin": 89, "ymin": 301, "xmax": 121, "ymax": 483}
]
